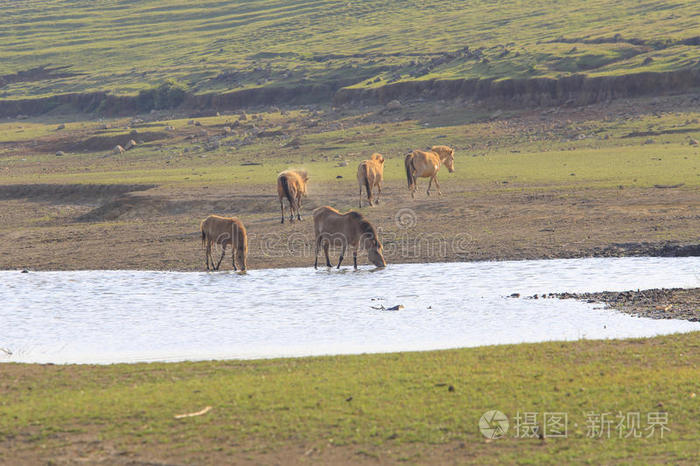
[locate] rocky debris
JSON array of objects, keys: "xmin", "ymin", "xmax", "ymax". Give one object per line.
[
  {"xmin": 56, "ymin": 123, "xmax": 65, "ymax": 130},
  {"xmin": 194, "ymin": 121, "xmax": 202, "ymax": 126},
  {"xmin": 385, "ymin": 99, "xmax": 402, "ymax": 111},
  {"xmin": 689, "ymin": 138, "xmax": 699, "ymax": 146},
  {"xmin": 550, "ymin": 288, "xmax": 699, "ymax": 322},
  {"xmin": 337, "ymin": 161, "xmax": 348, "ymax": 167},
  {"xmin": 283, "ymin": 137, "xmax": 301, "ymax": 148},
  {"xmin": 124, "ymin": 139, "xmax": 137, "ymax": 151},
  {"xmin": 55, "ymin": 151, "xmax": 65, "ymax": 156},
  {"xmin": 113, "ymin": 145, "xmax": 125, "ymax": 154},
  {"xmin": 222, "ymin": 126, "xmax": 232, "ymax": 135}
]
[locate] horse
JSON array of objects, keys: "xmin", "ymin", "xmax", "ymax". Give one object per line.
[
  {"xmin": 313, "ymin": 206, "xmax": 387, "ymax": 270},
  {"xmin": 277, "ymin": 169, "xmax": 309, "ymax": 223},
  {"xmin": 404, "ymin": 145, "xmax": 455, "ymax": 198},
  {"xmin": 200, "ymin": 214, "xmax": 248, "ymax": 271},
  {"xmin": 357, "ymin": 153, "xmax": 385, "ymax": 207}
]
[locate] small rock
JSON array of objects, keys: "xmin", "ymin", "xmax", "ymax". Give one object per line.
[
  {"xmin": 644, "ymin": 138, "xmax": 654, "ymax": 144},
  {"xmin": 187, "ymin": 120, "xmax": 195, "ymax": 125},
  {"xmin": 689, "ymin": 138, "xmax": 699, "ymax": 146},
  {"xmin": 337, "ymin": 161, "xmax": 348, "ymax": 167},
  {"xmin": 100, "ymin": 123, "xmax": 111, "ymax": 130},
  {"xmin": 113, "ymin": 145, "xmax": 125, "ymax": 154},
  {"xmin": 164, "ymin": 125, "xmax": 175, "ymax": 131},
  {"xmin": 56, "ymin": 123, "xmax": 65, "ymax": 130},
  {"xmin": 124, "ymin": 139, "xmax": 137, "ymax": 151},
  {"xmin": 336, "ymin": 175, "xmax": 343, "ymax": 179},
  {"xmin": 195, "ymin": 121, "xmax": 202, "ymax": 126},
  {"xmin": 55, "ymin": 151, "xmax": 65, "ymax": 157},
  {"xmin": 222, "ymin": 126, "xmax": 232, "ymax": 135},
  {"xmin": 21, "ymin": 269, "xmax": 29, "ymax": 273},
  {"xmin": 510, "ymin": 293, "xmax": 520, "ymax": 298},
  {"xmin": 385, "ymin": 99, "xmax": 402, "ymax": 111}
]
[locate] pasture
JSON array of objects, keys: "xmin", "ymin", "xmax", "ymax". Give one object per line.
[
  {"xmin": 2, "ymin": 333, "xmax": 698, "ymax": 463},
  {"xmin": 1, "ymin": 0, "xmax": 699, "ymax": 100}
]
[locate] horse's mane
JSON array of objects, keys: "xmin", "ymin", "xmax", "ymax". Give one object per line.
[{"xmin": 348, "ymin": 211, "xmax": 378, "ymax": 241}]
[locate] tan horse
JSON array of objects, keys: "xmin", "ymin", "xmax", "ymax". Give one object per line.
[
  {"xmin": 277, "ymin": 169, "xmax": 309, "ymax": 223},
  {"xmin": 357, "ymin": 153, "xmax": 385, "ymax": 207},
  {"xmin": 313, "ymin": 206, "xmax": 387, "ymax": 269},
  {"xmin": 404, "ymin": 145, "xmax": 455, "ymax": 198},
  {"xmin": 200, "ymin": 214, "xmax": 248, "ymax": 271}
]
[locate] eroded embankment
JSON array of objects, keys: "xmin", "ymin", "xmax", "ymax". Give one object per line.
[
  {"xmin": 2, "ymin": 68, "xmax": 699, "ymax": 118},
  {"xmin": 334, "ymin": 68, "xmax": 700, "ymax": 106}
]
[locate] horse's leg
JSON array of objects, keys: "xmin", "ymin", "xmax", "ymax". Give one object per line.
[
  {"xmin": 289, "ymin": 199, "xmax": 295, "ymax": 223},
  {"xmin": 205, "ymin": 241, "xmax": 211, "ymax": 271},
  {"xmin": 280, "ymin": 197, "xmax": 285, "ymax": 224},
  {"xmin": 433, "ymin": 176, "xmax": 442, "ymax": 197},
  {"xmin": 215, "ymin": 243, "xmax": 226, "ymax": 270},
  {"xmin": 296, "ymin": 195, "xmax": 302, "ymax": 221},
  {"xmin": 323, "ymin": 240, "xmax": 332, "ymax": 267},
  {"xmin": 427, "ymin": 176, "xmax": 433, "ymax": 196},
  {"xmin": 337, "ymin": 243, "xmax": 346, "ymax": 269},
  {"xmin": 410, "ymin": 173, "xmax": 416, "ymax": 199},
  {"xmin": 353, "ymin": 249, "xmax": 358, "ymax": 270},
  {"xmin": 314, "ymin": 236, "xmax": 321, "ymax": 269},
  {"xmin": 359, "ymin": 184, "xmax": 363, "ymax": 208},
  {"xmin": 232, "ymin": 243, "xmax": 237, "ymax": 271},
  {"xmin": 375, "ymin": 181, "xmax": 381, "ymax": 204}
]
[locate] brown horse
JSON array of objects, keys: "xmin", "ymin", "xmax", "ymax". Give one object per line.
[
  {"xmin": 404, "ymin": 145, "xmax": 455, "ymax": 198},
  {"xmin": 357, "ymin": 153, "xmax": 385, "ymax": 207},
  {"xmin": 277, "ymin": 169, "xmax": 309, "ymax": 223},
  {"xmin": 313, "ymin": 206, "xmax": 387, "ymax": 269},
  {"xmin": 200, "ymin": 215, "xmax": 248, "ymax": 271}
]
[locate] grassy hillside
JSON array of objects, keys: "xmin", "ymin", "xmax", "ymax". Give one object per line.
[{"xmin": 1, "ymin": 0, "xmax": 699, "ymax": 100}]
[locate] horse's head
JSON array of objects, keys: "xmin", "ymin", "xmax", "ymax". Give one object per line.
[
  {"xmin": 368, "ymin": 240, "xmax": 387, "ymax": 268},
  {"xmin": 371, "ymin": 153, "xmax": 385, "ymax": 164},
  {"xmin": 297, "ymin": 170, "xmax": 309, "ymax": 195},
  {"xmin": 432, "ymin": 146, "xmax": 455, "ymax": 173}
]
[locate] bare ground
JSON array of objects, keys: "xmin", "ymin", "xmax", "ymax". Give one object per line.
[{"xmin": 0, "ymin": 180, "xmax": 698, "ymax": 271}]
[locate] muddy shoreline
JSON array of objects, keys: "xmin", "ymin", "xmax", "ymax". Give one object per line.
[{"xmin": 550, "ymin": 288, "xmax": 700, "ymax": 322}]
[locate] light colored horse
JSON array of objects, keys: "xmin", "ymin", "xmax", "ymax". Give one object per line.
[
  {"xmin": 200, "ymin": 214, "xmax": 248, "ymax": 271},
  {"xmin": 277, "ymin": 169, "xmax": 309, "ymax": 223},
  {"xmin": 404, "ymin": 145, "xmax": 455, "ymax": 198},
  {"xmin": 357, "ymin": 153, "xmax": 385, "ymax": 207},
  {"xmin": 313, "ymin": 206, "xmax": 387, "ymax": 269}
]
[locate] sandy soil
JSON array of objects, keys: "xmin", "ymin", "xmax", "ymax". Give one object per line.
[{"xmin": 0, "ymin": 180, "xmax": 698, "ymax": 272}]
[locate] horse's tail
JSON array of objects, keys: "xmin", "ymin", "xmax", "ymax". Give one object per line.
[
  {"xmin": 404, "ymin": 153, "xmax": 415, "ymax": 189},
  {"xmin": 361, "ymin": 163, "xmax": 371, "ymax": 196},
  {"xmin": 280, "ymin": 174, "xmax": 294, "ymax": 207}
]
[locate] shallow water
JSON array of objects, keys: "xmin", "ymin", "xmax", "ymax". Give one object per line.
[{"xmin": 1, "ymin": 257, "xmax": 698, "ymax": 364}]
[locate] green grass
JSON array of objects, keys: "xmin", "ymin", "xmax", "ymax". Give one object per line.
[
  {"xmin": 1, "ymin": 333, "xmax": 699, "ymax": 462},
  {"xmin": 1, "ymin": 105, "xmax": 698, "ymax": 190},
  {"xmin": 1, "ymin": 0, "xmax": 699, "ymax": 100}
]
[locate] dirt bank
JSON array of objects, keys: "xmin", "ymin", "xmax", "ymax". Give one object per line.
[
  {"xmin": 551, "ymin": 288, "xmax": 700, "ymax": 321},
  {"xmin": 3, "ymin": 68, "xmax": 699, "ymax": 118}
]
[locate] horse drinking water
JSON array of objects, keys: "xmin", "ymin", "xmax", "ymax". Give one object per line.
[
  {"xmin": 313, "ymin": 206, "xmax": 387, "ymax": 270},
  {"xmin": 200, "ymin": 215, "xmax": 248, "ymax": 271}
]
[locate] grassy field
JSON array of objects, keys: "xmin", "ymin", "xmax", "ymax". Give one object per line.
[
  {"xmin": 1, "ymin": 0, "xmax": 699, "ymax": 99},
  {"xmin": 1, "ymin": 332, "xmax": 698, "ymax": 463}
]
